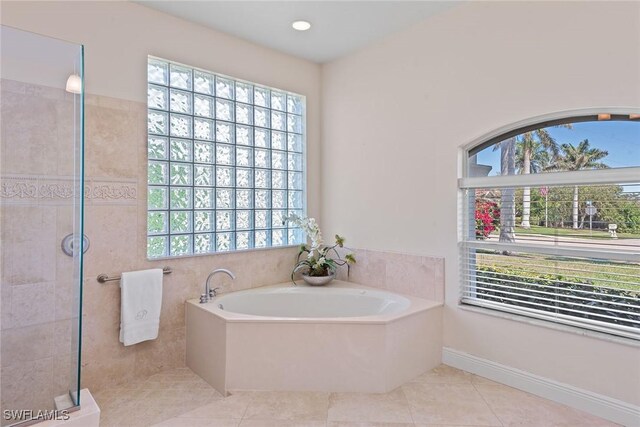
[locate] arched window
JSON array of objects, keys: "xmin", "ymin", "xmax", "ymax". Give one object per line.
[{"xmin": 460, "ymin": 111, "xmax": 640, "ymax": 340}]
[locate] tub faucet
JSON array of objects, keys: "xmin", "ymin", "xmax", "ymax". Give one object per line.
[{"xmin": 200, "ymin": 268, "xmax": 236, "ymax": 303}]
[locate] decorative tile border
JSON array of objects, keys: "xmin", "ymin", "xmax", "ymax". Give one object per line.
[
  {"xmin": 0, "ymin": 175, "xmax": 137, "ymax": 205},
  {"xmin": 85, "ymin": 181, "xmax": 137, "ymax": 204},
  {"xmin": 1, "ymin": 178, "xmax": 72, "ymax": 200}
]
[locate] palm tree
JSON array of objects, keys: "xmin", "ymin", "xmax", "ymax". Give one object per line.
[
  {"xmin": 499, "ymin": 137, "xmax": 517, "ymax": 244},
  {"xmin": 550, "ymin": 139, "xmax": 609, "ymax": 229},
  {"xmin": 516, "ymin": 129, "xmax": 561, "ymax": 229},
  {"xmin": 516, "ymin": 140, "xmax": 553, "ymax": 175}
]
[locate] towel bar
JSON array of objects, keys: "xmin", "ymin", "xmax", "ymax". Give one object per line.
[{"xmin": 97, "ymin": 266, "xmax": 172, "ymax": 283}]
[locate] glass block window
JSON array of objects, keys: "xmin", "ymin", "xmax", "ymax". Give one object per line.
[{"xmin": 147, "ymin": 57, "xmax": 306, "ymax": 258}]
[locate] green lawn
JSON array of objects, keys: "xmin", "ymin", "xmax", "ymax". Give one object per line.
[
  {"xmin": 501, "ymin": 225, "xmax": 640, "ymax": 240},
  {"xmin": 477, "ymin": 251, "xmax": 640, "ymax": 294}
]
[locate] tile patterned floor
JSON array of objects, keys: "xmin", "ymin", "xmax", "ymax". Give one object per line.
[{"xmin": 93, "ymin": 365, "xmax": 618, "ymax": 427}]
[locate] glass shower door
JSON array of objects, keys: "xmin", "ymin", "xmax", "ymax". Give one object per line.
[{"xmin": 0, "ymin": 25, "xmax": 84, "ymax": 426}]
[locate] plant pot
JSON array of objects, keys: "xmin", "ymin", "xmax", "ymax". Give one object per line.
[{"xmin": 301, "ymin": 272, "xmax": 335, "ymax": 286}]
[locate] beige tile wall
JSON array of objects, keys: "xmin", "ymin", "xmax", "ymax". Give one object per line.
[
  {"xmin": 1, "ymin": 81, "xmax": 445, "ymax": 403},
  {"xmin": 335, "ymin": 248, "xmax": 445, "ymax": 302}
]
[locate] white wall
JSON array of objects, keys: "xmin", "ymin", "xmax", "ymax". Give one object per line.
[
  {"xmin": 0, "ymin": 0, "xmax": 322, "ymax": 219},
  {"xmin": 321, "ymin": 0, "xmax": 640, "ymax": 405}
]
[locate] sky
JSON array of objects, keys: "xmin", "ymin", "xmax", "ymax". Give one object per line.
[{"xmin": 476, "ymin": 120, "xmax": 639, "ymax": 176}]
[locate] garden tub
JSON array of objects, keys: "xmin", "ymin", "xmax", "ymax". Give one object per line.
[{"xmin": 186, "ymin": 280, "xmax": 443, "ymax": 394}]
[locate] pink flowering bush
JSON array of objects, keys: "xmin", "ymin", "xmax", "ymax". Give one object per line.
[{"xmin": 475, "ymin": 200, "xmax": 500, "ymax": 239}]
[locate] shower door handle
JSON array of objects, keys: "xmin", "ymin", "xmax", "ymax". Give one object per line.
[{"xmin": 61, "ymin": 233, "xmax": 90, "ymax": 256}]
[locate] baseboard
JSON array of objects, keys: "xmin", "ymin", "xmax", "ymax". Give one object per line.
[{"xmin": 442, "ymin": 347, "xmax": 640, "ymax": 427}]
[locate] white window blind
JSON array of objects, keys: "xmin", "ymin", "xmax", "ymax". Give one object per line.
[{"xmin": 460, "ymin": 121, "xmax": 640, "ymax": 340}]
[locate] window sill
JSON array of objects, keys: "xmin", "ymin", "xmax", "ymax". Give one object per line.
[
  {"xmin": 147, "ymin": 244, "xmax": 299, "ymax": 262},
  {"xmin": 457, "ymin": 303, "xmax": 640, "ymax": 348}
]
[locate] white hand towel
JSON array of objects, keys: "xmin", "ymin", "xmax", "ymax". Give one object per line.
[{"xmin": 119, "ymin": 268, "xmax": 163, "ymax": 346}]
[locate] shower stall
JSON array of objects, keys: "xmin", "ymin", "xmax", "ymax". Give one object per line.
[{"xmin": 0, "ymin": 26, "xmax": 84, "ymax": 426}]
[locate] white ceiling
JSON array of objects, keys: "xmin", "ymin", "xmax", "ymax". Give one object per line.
[{"xmin": 135, "ymin": 1, "xmax": 461, "ymax": 63}]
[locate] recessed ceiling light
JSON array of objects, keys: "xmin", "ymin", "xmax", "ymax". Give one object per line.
[{"xmin": 292, "ymin": 20, "xmax": 311, "ymax": 31}]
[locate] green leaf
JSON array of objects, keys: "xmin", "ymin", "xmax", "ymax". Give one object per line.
[{"xmin": 325, "ymin": 259, "xmax": 338, "ymax": 270}]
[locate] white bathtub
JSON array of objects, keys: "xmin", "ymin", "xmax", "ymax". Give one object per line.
[
  {"xmin": 214, "ymin": 286, "xmax": 411, "ymax": 318},
  {"xmin": 186, "ymin": 280, "xmax": 443, "ymax": 394}
]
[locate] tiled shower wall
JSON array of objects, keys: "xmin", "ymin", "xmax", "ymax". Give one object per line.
[{"xmin": 0, "ymin": 80, "xmax": 79, "ymax": 416}]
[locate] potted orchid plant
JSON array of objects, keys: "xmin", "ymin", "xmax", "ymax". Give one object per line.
[{"xmin": 286, "ymin": 214, "xmax": 356, "ymax": 286}]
